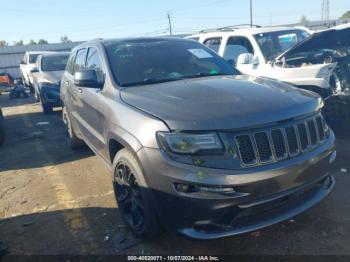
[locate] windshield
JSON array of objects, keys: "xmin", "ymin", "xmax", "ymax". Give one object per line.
[
  {"xmin": 254, "ymin": 29, "xmax": 310, "ymax": 61},
  {"xmin": 41, "ymin": 55, "xmax": 69, "ymax": 72},
  {"xmin": 29, "ymin": 54, "xmax": 40, "ymax": 64},
  {"xmin": 105, "ymin": 39, "xmax": 239, "ymax": 87}
]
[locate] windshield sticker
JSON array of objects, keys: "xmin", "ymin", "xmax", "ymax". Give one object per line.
[{"xmin": 188, "ymin": 49, "xmax": 213, "ymax": 59}]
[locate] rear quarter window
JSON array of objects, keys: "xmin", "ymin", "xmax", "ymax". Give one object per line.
[{"xmin": 203, "ymin": 37, "xmax": 222, "ymax": 53}]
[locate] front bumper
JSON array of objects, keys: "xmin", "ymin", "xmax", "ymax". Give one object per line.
[
  {"xmin": 40, "ymin": 86, "xmax": 61, "ymax": 107},
  {"xmin": 137, "ymin": 132, "xmax": 336, "ymax": 239}
]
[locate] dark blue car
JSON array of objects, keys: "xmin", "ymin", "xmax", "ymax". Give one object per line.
[{"xmin": 32, "ymin": 52, "xmax": 70, "ymax": 113}]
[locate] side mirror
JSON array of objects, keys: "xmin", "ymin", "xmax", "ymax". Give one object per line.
[
  {"xmin": 30, "ymin": 67, "xmax": 39, "ymax": 73},
  {"xmin": 74, "ymin": 70, "xmax": 100, "ymax": 88},
  {"xmin": 237, "ymin": 53, "xmax": 254, "ymax": 65}
]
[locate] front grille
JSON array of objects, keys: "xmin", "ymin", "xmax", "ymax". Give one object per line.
[
  {"xmin": 307, "ymin": 120, "xmax": 318, "ymax": 145},
  {"xmin": 254, "ymin": 132, "xmax": 273, "ymax": 162},
  {"xmin": 285, "ymin": 126, "xmax": 299, "ymax": 155},
  {"xmin": 297, "ymin": 123, "xmax": 308, "ymax": 150},
  {"xmin": 235, "ymin": 114, "xmax": 328, "ymax": 167},
  {"xmin": 271, "ymin": 129, "xmax": 287, "ymax": 159},
  {"xmin": 235, "ymin": 135, "xmax": 256, "ymax": 165}
]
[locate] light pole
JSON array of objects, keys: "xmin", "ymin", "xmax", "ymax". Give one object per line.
[
  {"xmin": 250, "ymin": 0, "xmax": 253, "ymax": 27},
  {"xmin": 167, "ymin": 13, "xmax": 173, "ymax": 36}
]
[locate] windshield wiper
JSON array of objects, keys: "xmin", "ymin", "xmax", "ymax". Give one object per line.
[
  {"xmin": 177, "ymin": 72, "xmax": 232, "ymax": 80},
  {"xmin": 121, "ymin": 73, "xmax": 232, "ymax": 87},
  {"xmin": 121, "ymin": 77, "xmax": 184, "ymax": 87}
]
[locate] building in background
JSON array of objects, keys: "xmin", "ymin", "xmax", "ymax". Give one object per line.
[{"xmin": 0, "ymin": 42, "xmax": 81, "ymax": 78}]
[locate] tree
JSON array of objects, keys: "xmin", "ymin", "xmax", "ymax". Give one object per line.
[
  {"xmin": 60, "ymin": 35, "xmax": 72, "ymax": 43},
  {"xmin": 340, "ymin": 10, "xmax": 350, "ymax": 19},
  {"xmin": 300, "ymin": 15, "xmax": 309, "ymax": 25},
  {"xmin": 13, "ymin": 40, "xmax": 24, "ymax": 46},
  {"xmin": 29, "ymin": 39, "xmax": 37, "ymax": 45},
  {"xmin": 38, "ymin": 39, "xmax": 48, "ymax": 44},
  {"xmin": 0, "ymin": 40, "xmax": 8, "ymax": 47}
]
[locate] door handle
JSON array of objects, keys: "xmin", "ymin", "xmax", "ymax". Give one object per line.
[{"xmin": 77, "ymin": 88, "xmax": 83, "ymax": 94}]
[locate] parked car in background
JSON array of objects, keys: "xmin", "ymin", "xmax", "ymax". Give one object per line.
[
  {"xmin": 32, "ymin": 52, "xmax": 70, "ymax": 113},
  {"xmin": 20, "ymin": 51, "xmax": 52, "ymax": 93},
  {"xmin": 0, "ymin": 72, "xmax": 13, "ymax": 95},
  {"xmin": 189, "ymin": 26, "xmax": 338, "ymax": 98},
  {"xmin": 278, "ymin": 23, "xmax": 350, "ymax": 94},
  {"xmin": 0, "ymin": 72, "xmax": 13, "ymax": 87},
  {"xmin": 61, "ymin": 37, "xmax": 336, "ymax": 240},
  {"xmin": 0, "ymin": 107, "xmax": 4, "ymax": 146}
]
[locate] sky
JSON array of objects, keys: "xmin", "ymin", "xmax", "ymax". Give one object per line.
[{"xmin": 0, "ymin": 0, "xmax": 349, "ymax": 45}]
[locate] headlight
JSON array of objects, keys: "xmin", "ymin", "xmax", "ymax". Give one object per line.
[{"xmin": 157, "ymin": 132, "xmax": 223, "ymax": 154}]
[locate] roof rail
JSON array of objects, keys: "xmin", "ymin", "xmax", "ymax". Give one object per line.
[{"xmin": 199, "ymin": 24, "xmax": 262, "ymax": 33}]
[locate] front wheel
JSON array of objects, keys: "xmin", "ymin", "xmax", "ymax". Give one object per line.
[
  {"xmin": 113, "ymin": 148, "xmax": 160, "ymax": 239},
  {"xmin": 62, "ymin": 106, "xmax": 84, "ymax": 149}
]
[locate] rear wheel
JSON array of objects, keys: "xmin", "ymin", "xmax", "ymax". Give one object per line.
[
  {"xmin": 113, "ymin": 148, "xmax": 160, "ymax": 239},
  {"xmin": 62, "ymin": 106, "xmax": 84, "ymax": 149}
]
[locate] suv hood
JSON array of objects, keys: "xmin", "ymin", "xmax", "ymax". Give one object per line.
[
  {"xmin": 277, "ymin": 24, "xmax": 350, "ymax": 60},
  {"xmin": 120, "ymin": 75, "xmax": 322, "ymax": 131}
]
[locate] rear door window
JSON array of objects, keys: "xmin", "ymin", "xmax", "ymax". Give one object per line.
[
  {"xmin": 203, "ymin": 37, "xmax": 222, "ymax": 53},
  {"xmin": 73, "ymin": 49, "xmax": 88, "ymax": 73}
]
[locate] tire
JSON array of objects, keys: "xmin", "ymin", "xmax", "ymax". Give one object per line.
[
  {"xmin": 112, "ymin": 148, "xmax": 160, "ymax": 239},
  {"xmin": 29, "ymin": 85, "xmax": 35, "ymax": 94},
  {"xmin": 62, "ymin": 106, "xmax": 84, "ymax": 149}
]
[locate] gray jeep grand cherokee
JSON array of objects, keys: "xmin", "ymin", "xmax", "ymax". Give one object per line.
[{"xmin": 61, "ymin": 38, "xmax": 336, "ymax": 240}]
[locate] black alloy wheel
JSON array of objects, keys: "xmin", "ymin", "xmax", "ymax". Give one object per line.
[{"xmin": 114, "ymin": 162, "xmax": 146, "ymax": 231}]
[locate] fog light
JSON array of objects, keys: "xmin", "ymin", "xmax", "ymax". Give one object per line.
[
  {"xmin": 194, "ymin": 185, "xmax": 235, "ymax": 193},
  {"xmin": 175, "ymin": 183, "xmax": 236, "ymax": 194},
  {"xmin": 175, "ymin": 183, "xmax": 191, "ymax": 193}
]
